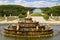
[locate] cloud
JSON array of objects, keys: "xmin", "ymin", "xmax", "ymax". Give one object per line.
[
  {"xmin": 27, "ymin": 1, "xmax": 56, "ymax": 7},
  {"xmin": 14, "ymin": 0, "xmax": 57, "ymax": 7},
  {"xmin": 0, "ymin": 0, "xmax": 59, "ymax": 7},
  {"xmin": 0, "ymin": 0, "xmax": 9, "ymax": 4}
]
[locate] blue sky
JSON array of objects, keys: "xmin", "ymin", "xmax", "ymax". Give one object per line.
[
  {"xmin": 25, "ymin": 0, "xmax": 58, "ymax": 2},
  {"xmin": 8, "ymin": 0, "xmax": 15, "ymax": 3},
  {"xmin": 0, "ymin": 0, "xmax": 60, "ymax": 7}
]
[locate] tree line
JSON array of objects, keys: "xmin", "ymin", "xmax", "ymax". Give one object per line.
[
  {"xmin": 0, "ymin": 5, "xmax": 60, "ymax": 18},
  {"xmin": 43, "ymin": 6, "xmax": 60, "ymax": 16},
  {"xmin": 0, "ymin": 5, "xmax": 34, "ymax": 17}
]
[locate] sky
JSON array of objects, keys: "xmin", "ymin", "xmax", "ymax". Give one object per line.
[{"xmin": 0, "ymin": 0, "xmax": 60, "ymax": 8}]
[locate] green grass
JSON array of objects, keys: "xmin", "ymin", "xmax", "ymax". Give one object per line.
[
  {"xmin": 31, "ymin": 13, "xmax": 42, "ymax": 16},
  {"xmin": 31, "ymin": 13, "xmax": 49, "ymax": 20}
]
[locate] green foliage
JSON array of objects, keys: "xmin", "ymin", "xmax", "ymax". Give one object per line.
[
  {"xmin": 43, "ymin": 6, "xmax": 60, "ymax": 16},
  {"xmin": 31, "ymin": 13, "xmax": 42, "ymax": 16},
  {"xmin": 51, "ymin": 6, "xmax": 60, "ymax": 16},
  {"xmin": 40, "ymin": 7, "xmax": 50, "ymax": 13},
  {"xmin": 0, "ymin": 5, "xmax": 24, "ymax": 16},
  {"xmin": 43, "ymin": 15, "xmax": 49, "ymax": 20},
  {"xmin": 0, "ymin": 5, "xmax": 60, "ymax": 18},
  {"xmin": 0, "ymin": 5, "xmax": 34, "ymax": 17},
  {"xmin": 31, "ymin": 13, "xmax": 49, "ymax": 20},
  {"xmin": 18, "ymin": 14, "xmax": 25, "ymax": 18},
  {"xmin": 0, "ymin": 13, "xmax": 2, "ymax": 17}
]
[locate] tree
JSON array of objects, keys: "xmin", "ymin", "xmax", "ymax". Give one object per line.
[
  {"xmin": 0, "ymin": 5, "xmax": 35, "ymax": 17},
  {"xmin": 44, "ymin": 6, "xmax": 60, "ymax": 16},
  {"xmin": 51, "ymin": 6, "xmax": 60, "ymax": 16}
]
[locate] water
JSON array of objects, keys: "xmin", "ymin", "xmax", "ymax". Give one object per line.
[{"xmin": 0, "ymin": 24, "xmax": 60, "ymax": 40}]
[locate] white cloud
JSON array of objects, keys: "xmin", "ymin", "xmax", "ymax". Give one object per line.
[
  {"xmin": 14, "ymin": 0, "xmax": 57, "ymax": 7},
  {"xmin": 0, "ymin": 0, "xmax": 9, "ymax": 4},
  {"xmin": 28, "ymin": 1, "xmax": 56, "ymax": 7},
  {"xmin": 0, "ymin": 0, "xmax": 59, "ymax": 7}
]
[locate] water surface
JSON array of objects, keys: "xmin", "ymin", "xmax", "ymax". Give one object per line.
[{"xmin": 0, "ymin": 24, "xmax": 60, "ymax": 40}]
